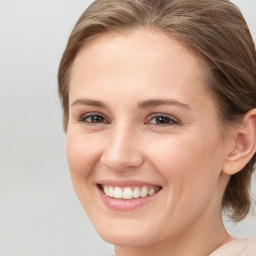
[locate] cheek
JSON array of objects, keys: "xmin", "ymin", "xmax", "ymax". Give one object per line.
[
  {"xmin": 146, "ymin": 134, "xmax": 223, "ymax": 189},
  {"xmin": 66, "ymin": 132, "xmax": 103, "ymax": 213},
  {"xmin": 148, "ymin": 135, "xmax": 224, "ymax": 224},
  {"xmin": 66, "ymin": 132, "xmax": 103, "ymax": 177}
]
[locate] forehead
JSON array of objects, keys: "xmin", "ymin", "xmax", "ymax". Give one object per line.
[
  {"xmin": 69, "ymin": 29, "xmax": 210, "ymax": 105},
  {"xmin": 72, "ymin": 29, "xmax": 204, "ymax": 73}
]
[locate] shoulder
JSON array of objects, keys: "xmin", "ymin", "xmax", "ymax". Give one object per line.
[{"xmin": 210, "ymin": 238, "xmax": 256, "ymax": 256}]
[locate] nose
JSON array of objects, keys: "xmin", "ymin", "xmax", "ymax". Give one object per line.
[{"xmin": 100, "ymin": 125, "xmax": 144, "ymax": 171}]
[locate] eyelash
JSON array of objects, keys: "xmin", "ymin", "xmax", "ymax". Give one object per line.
[
  {"xmin": 78, "ymin": 112, "xmax": 180, "ymax": 127},
  {"xmin": 147, "ymin": 114, "xmax": 179, "ymax": 126},
  {"xmin": 78, "ymin": 113, "xmax": 109, "ymax": 125}
]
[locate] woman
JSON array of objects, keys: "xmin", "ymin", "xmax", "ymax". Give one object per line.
[{"xmin": 58, "ymin": 0, "xmax": 256, "ymax": 255}]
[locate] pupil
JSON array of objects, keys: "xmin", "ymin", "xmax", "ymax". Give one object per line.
[
  {"xmin": 157, "ymin": 116, "xmax": 169, "ymax": 124},
  {"xmin": 92, "ymin": 116, "xmax": 103, "ymax": 123}
]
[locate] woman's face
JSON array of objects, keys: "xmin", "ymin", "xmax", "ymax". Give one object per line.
[{"xmin": 67, "ymin": 29, "xmax": 230, "ymax": 247}]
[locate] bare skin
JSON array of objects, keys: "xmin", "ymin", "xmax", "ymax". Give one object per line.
[{"xmin": 67, "ymin": 29, "xmax": 244, "ymax": 256}]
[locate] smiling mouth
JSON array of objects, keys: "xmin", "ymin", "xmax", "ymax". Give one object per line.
[{"xmin": 98, "ymin": 184, "xmax": 162, "ymax": 200}]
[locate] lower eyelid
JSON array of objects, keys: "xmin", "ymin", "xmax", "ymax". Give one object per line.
[
  {"xmin": 79, "ymin": 114, "xmax": 110, "ymax": 124},
  {"xmin": 148, "ymin": 115, "xmax": 179, "ymax": 125},
  {"xmin": 76, "ymin": 113, "xmax": 179, "ymax": 125}
]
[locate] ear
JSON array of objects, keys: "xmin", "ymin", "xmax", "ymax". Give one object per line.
[{"xmin": 223, "ymin": 109, "xmax": 256, "ymax": 175}]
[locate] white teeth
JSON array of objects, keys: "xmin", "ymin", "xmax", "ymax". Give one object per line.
[
  {"xmin": 148, "ymin": 188, "xmax": 154, "ymax": 196},
  {"xmin": 103, "ymin": 186, "xmax": 109, "ymax": 195},
  {"xmin": 123, "ymin": 187, "xmax": 133, "ymax": 199},
  {"xmin": 102, "ymin": 185, "xmax": 160, "ymax": 199},
  {"xmin": 133, "ymin": 188, "xmax": 140, "ymax": 198},
  {"xmin": 108, "ymin": 187, "xmax": 114, "ymax": 197},
  {"xmin": 141, "ymin": 187, "xmax": 148, "ymax": 198},
  {"xmin": 114, "ymin": 187, "xmax": 123, "ymax": 199}
]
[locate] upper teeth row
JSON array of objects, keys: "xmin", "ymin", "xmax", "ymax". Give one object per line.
[{"xmin": 102, "ymin": 185, "xmax": 158, "ymax": 199}]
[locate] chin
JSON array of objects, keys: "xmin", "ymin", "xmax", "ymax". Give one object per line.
[
  {"xmin": 91, "ymin": 216, "xmax": 160, "ymax": 247},
  {"xmin": 97, "ymin": 227, "xmax": 155, "ymax": 247}
]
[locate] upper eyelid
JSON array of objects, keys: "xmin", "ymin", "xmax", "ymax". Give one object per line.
[
  {"xmin": 77, "ymin": 112, "xmax": 180, "ymax": 124},
  {"xmin": 78, "ymin": 112, "xmax": 108, "ymax": 122},
  {"xmin": 147, "ymin": 113, "xmax": 180, "ymax": 123}
]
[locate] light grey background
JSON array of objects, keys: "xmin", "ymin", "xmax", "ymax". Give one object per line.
[{"xmin": 0, "ymin": 1, "xmax": 255, "ymax": 255}]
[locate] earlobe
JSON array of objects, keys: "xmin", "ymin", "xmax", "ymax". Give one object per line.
[{"xmin": 223, "ymin": 109, "xmax": 256, "ymax": 175}]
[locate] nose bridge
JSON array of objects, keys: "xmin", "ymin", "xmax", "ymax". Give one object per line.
[{"xmin": 101, "ymin": 121, "xmax": 143, "ymax": 170}]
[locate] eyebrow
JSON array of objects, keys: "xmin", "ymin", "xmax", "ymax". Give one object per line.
[
  {"xmin": 71, "ymin": 98, "xmax": 107, "ymax": 108},
  {"xmin": 71, "ymin": 98, "xmax": 191, "ymax": 110},
  {"xmin": 138, "ymin": 99, "xmax": 192, "ymax": 110}
]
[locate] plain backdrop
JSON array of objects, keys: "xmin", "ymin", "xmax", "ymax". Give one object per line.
[{"xmin": 0, "ymin": 1, "xmax": 255, "ymax": 255}]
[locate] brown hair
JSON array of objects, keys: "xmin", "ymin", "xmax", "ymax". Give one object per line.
[{"xmin": 58, "ymin": 0, "xmax": 256, "ymax": 221}]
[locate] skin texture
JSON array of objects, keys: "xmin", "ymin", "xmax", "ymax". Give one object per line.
[{"xmin": 66, "ymin": 29, "xmax": 236, "ymax": 256}]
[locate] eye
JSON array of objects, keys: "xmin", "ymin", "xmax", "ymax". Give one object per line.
[
  {"xmin": 148, "ymin": 114, "xmax": 179, "ymax": 126},
  {"xmin": 79, "ymin": 114, "xmax": 108, "ymax": 124}
]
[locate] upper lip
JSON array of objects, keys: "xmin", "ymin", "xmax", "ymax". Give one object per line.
[{"xmin": 97, "ymin": 179, "xmax": 162, "ymax": 188}]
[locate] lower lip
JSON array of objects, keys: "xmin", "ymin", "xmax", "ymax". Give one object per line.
[{"xmin": 98, "ymin": 186, "xmax": 160, "ymax": 211}]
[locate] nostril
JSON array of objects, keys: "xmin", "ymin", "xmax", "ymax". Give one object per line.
[
  {"xmin": 100, "ymin": 134, "xmax": 144, "ymax": 170},
  {"xmin": 101, "ymin": 153, "xmax": 144, "ymax": 171}
]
